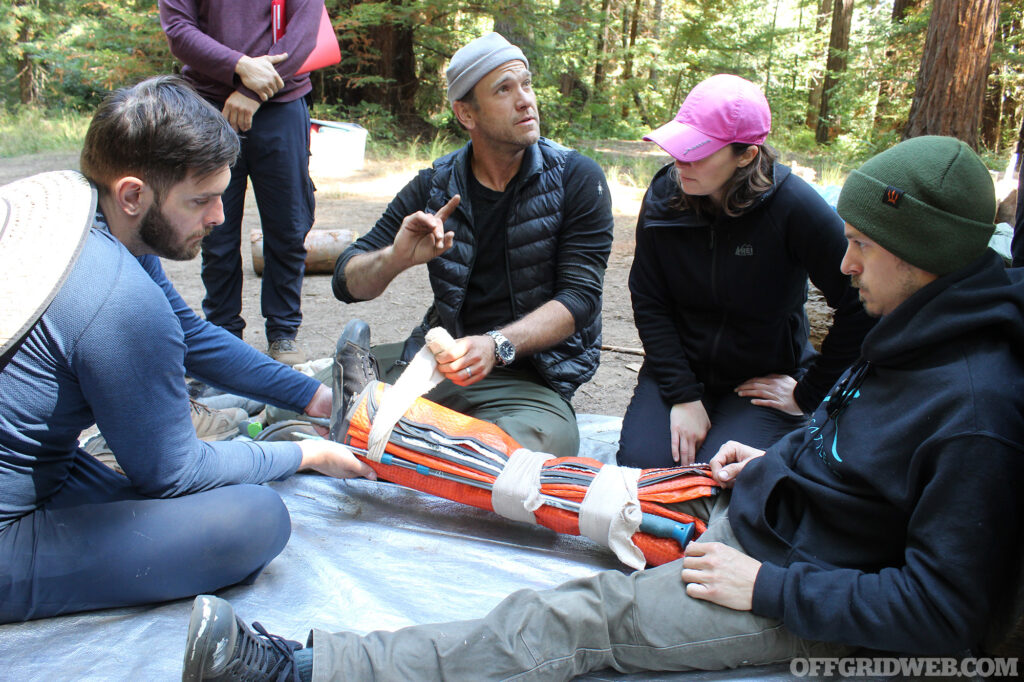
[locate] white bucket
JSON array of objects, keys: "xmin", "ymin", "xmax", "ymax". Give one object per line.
[{"xmin": 309, "ymin": 119, "xmax": 367, "ymax": 177}]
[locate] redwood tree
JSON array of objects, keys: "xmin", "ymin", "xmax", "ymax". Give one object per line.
[
  {"xmin": 873, "ymin": 0, "xmax": 924, "ymax": 136},
  {"xmin": 329, "ymin": 0, "xmax": 426, "ymax": 136},
  {"xmin": 804, "ymin": 0, "xmax": 832, "ymax": 131},
  {"xmin": 815, "ymin": 0, "xmax": 853, "ymax": 144},
  {"xmin": 903, "ymin": 0, "xmax": 999, "ymax": 146}
]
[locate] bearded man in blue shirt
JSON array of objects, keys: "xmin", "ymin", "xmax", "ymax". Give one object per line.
[{"xmin": 0, "ymin": 76, "xmax": 374, "ymax": 624}]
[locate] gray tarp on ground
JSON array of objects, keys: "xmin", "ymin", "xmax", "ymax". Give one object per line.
[{"xmin": 0, "ymin": 416, "xmax": 808, "ymax": 680}]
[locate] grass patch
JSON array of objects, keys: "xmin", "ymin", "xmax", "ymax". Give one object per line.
[
  {"xmin": 582, "ymin": 151, "xmax": 667, "ymax": 188},
  {"xmin": 0, "ymin": 107, "xmax": 90, "ymax": 157},
  {"xmin": 366, "ymin": 131, "xmax": 462, "ymax": 167},
  {"xmin": 1, "ymin": 106, "xmax": 857, "ymax": 193}
]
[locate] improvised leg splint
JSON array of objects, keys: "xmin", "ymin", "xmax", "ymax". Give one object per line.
[{"xmin": 341, "ymin": 381, "xmax": 721, "ymax": 569}]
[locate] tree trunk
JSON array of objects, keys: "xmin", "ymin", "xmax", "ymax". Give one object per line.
[
  {"xmin": 891, "ymin": 0, "xmax": 916, "ymax": 20},
  {"xmin": 365, "ymin": 17, "xmax": 420, "ymax": 132},
  {"xmin": 332, "ymin": 0, "xmax": 425, "ymax": 136},
  {"xmin": 981, "ymin": 68, "xmax": 1004, "ymax": 154},
  {"xmin": 873, "ymin": 0, "xmax": 923, "ymax": 134},
  {"xmin": 980, "ymin": 10, "xmax": 1018, "ymax": 153},
  {"xmin": 648, "ymin": 0, "xmax": 662, "ymax": 86},
  {"xmin": 593, "ymin": 0, "xmax": 612, "ymax": 94},
  {"xmin": 805, "ymin": 0, "xmax": 832, "ymax": 130},
  {"xmin": 15, "ymin": 0, "xmax": 41, "ymax": 106},
  {"xmin": 903, "ymin": 0, "xmax": 999, "ymax": 147},
  {"xmin": 620, "ymin": 0, "xmax": 643, "ymax": 120},
  {"xmin": 815, "ymin": 0, "xmax": 853, "ymax": 144},
  {"xmin": 763, "ymin": 0, "xmax": 781, "ymax": 99},
  {"xmin": 557, "ymin": 0, "xmax": 589, "ymax": 104},
  {"xmin": 493, "ymin": 0, "xmax": 532, "ymax": 50}
]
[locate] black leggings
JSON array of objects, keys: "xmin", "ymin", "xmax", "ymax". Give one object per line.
[
  {"xmin": 616, "ymin": 364, "xmax": 807, "ymax": 468},
  {"xmin": 0, "ymin": 452, "xmax": 291, "ymax": 623}
]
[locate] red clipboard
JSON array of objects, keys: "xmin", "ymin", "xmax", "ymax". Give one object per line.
[
  {"xmin": 272, "ymin": 0, "xmax": 285, "ymax": 42},
  {"xmin": 271, "ymin": 2, "xmax": 341, "ymax": 75}
]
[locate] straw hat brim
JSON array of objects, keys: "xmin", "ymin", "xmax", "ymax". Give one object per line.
[{"xmin": 0, "ymin": 170, "xmax": 96, "ymax": 357}]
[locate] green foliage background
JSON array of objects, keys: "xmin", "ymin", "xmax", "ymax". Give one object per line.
[{"xmin": 3, "ymin": 0, "xmax": 1023, "ymax": 170}]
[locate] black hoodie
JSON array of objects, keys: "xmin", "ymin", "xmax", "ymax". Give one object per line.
[
  {"xmin": 630, "ymin": 162, "xmax": 874, "ymax": 412},
  {"xmin": 731, "ymin": 250, "xmax": 1024, "ymax": 654}
]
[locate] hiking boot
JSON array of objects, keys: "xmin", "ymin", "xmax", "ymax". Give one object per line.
[
  {"xmin": 199, "ymin": 393, "xmax": 267, "ymax": 417},
  {"xmin": 329, "ymin": 319, "xmax": 378, "ymax": 442},
  {"xmin": 190, "ymin": 398, "xmax": 248, "ymax": 441},
  {"xmin": 83, "ymin": 400, "xmax": 245, "ymax": 471},
  {"xmin": 181, "ymin": 595, "xmax": 302, "ymax": 682},
  {"xmin": 268, "ymin": 338, "xmax": 307, "ymax": 366}
]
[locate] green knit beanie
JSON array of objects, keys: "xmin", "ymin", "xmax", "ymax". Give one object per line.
[{"xmin": 836, "ymin": 135, "xmax": 995, "ymax": 275}]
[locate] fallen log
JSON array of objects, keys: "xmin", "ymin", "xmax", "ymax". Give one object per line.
[{"xmin": 250, "ymin": 228, "xmax": 358, "ymax": 276}]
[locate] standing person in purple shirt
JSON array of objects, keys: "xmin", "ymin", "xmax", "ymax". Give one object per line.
[{"xmin": 159, "ymin": 0, "xmax": 325, "ymax": 365}]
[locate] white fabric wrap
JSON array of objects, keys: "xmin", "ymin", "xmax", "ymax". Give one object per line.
[
  {"xmin": 578, "ymin": 464, "xmax": 645, "ymax": 570},
  {"xmin": 365, "ymin": 328, "xmax": 455, "ymax": 462},
  {"xmin": 491, "ymin": 448, "xmax": 553, "ymax": 524}
]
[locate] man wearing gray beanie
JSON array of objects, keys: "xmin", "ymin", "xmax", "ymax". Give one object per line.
[
  {"xmin": 329, "ymin": 32, "xmax": 614, "ymax": 459},
  {"xmin": 183, "ymin": 134, "xmax": 1024, "ymax": 680}
]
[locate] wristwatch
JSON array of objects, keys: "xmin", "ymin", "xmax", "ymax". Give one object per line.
[{"xmin": 485, "ymin": 330, "xmax": 516, "ymax": 367}]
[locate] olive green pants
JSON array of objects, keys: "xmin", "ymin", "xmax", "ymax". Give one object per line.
[{"xmin": 372, "ymin": 341, "xmax": 580, "ymax": 459}]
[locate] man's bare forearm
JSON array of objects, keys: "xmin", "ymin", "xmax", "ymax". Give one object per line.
[
  {"xmin": 344, "ymin": 196, "xmax": 459, "ymax": 301},
  {"xmin": 499, "ymin": 300, "xmax": 575, "ymax": 356},
  {"xmin": 342, "ymin": 247, "xmax": 409, "ymax": 301}
]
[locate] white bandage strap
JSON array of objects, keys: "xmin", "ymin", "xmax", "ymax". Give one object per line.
[
  {"xmin": 578, "ymin": 464, "xmax": 645, "ymax": 570},
  {"xmin": 491, "ymin": 448, "xmax": 553, "ymax": 524},
  {"xmin": 365, "ymin": 328, "xmax": 456, "ymax": 462}
]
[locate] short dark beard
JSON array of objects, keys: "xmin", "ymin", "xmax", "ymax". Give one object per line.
[{"xmin": 139, "ymin": 194, "xmax": 203, "ymax": 261}]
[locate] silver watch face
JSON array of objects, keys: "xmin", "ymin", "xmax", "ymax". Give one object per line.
[
  {"xmin": 496, "ymin": 340, "xmax": 515, "ymax": 365},
  {"xmin": 488, "ymin": 331, "xmax": 515, "ymax": 365}
]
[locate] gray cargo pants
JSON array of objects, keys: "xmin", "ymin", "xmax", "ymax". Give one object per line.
[{"xmin": 309, "ymin": 494, "xmax": 851, "ymax": 681}]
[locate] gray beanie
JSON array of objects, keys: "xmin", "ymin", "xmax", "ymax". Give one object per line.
[
  {"xmin": 446, "ymin": 33, "xmax": 529, "ymax": 103},
  {"xmin": 837, "ymin": 135, "xmax": 996, "ymax": 276}
]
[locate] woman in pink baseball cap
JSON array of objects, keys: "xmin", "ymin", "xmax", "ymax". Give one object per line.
[{"xmin": 616, "ymin": 74, "xmax": 874, "ymax": 468}]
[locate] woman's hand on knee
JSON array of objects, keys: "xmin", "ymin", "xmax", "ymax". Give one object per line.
[
  {"xmin": 669, "ymin": 401, "xmax": 711, "ymax": 466},
  {"xmin": 298, "ymin": 441, "xmax": 377, "ymax": 480},
  {"xmin": 734, "ymin": 374, "xmax": 803, "ymax": 416}
]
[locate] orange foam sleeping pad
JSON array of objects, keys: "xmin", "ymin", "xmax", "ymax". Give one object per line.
[{"xmin": 344, "ymin": 382, "xmax": 720, "ymax": 567}]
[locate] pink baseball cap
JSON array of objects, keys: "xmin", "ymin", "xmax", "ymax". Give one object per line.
[{"xmin": 644, "ymin": 74, "xmax": 771, "ymax": 162}]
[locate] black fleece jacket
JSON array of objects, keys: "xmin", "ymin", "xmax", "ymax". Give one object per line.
[
  {"xmin": 732, "ymin": 250, "xmax": 1024, "ymax": 654},
  {"xmin": 333, "ymin": 140, "xmax": 613, "ymax": 400},
  {"xmin": 630, "ymin": 162, "xmax": 874, "ymax": 412}
]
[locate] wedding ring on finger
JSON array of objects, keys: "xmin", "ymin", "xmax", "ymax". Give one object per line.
[{"xmin": 464, "ymin": 366, "xmax": 473, "ymax": 378}]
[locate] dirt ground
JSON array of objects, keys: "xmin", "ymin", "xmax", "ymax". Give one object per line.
[{"xmin": 0, "ymin": 146, "xmax": 832, "ymax": 418}]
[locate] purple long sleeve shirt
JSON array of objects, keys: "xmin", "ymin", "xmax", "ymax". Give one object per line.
[{"xmin": 159, "ymin": 0, "xmax": 321, "ymax": 104}]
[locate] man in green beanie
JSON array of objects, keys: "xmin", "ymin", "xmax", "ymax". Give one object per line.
[
  {"xmin": 837, "ymin": 135, "xmax": 1000, "ymax": 315},
  {"xmin": 179, "ymin": 136, "xmax": 1024, "ymax": 681}
]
